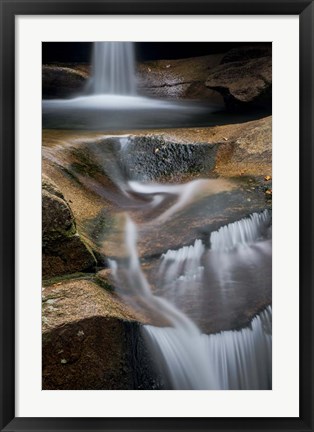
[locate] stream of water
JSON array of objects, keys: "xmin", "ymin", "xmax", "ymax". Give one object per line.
[
  {"xmin": 87, "ymin": 42, "xmax": 137, "ymax": 95},
  {"xmin": 109, "ymin": 209, "xmax": 272, "ymax": 390}
]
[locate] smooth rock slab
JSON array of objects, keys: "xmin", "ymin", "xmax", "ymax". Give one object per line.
[
  {"xmin": 42, "ymin": 279, "xmax": 160, "ymax": 390},
  {"xmin": 42, "ymin": 65, "xmax": 89, "ymax": 99}
]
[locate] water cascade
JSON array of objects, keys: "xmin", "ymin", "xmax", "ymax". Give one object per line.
[
  {"xmin": 139, "ymin": 210, "xmax": 271, "ymax": 389},
  {"xmin": 208, "ymin": 211, "xmax": 272, "ymax": 297},
  {"xmin": 110, "ymin": 206, "xmax": 272, "ymax": 390},
  {"xmin": 159, "ymin": 239, "xmax": 205, "ymax": 285},
  {"xmin": 210, "ymin": 210, "xmax": 271, "ymax": 251},
  {"xmin": 110, "ymin": 217, "xmax": 219, "ymax": 390},
  {"xmin": 88, "ymin": 42, "xmax": 137, "ymax": 95},
  {"xmin": 145, "ymin": 306, "xmax": 272, "ymax": 390}
]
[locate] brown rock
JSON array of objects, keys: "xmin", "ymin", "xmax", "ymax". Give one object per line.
[
  {"xmin": 42, "ymin": 65, "xmax": 89, "ymax": 99},
  {"xmin": 137, "ymin": 54, "xmax": 224, "ymax": 101},
  {"xmin": 42, "ymin": 279, "xmax": 159, "ymax": 389},
  {"xmin": 42, "ymin": 189, "xmax": 74, "ymax": 242},
  {"xmin": 42, "ymin": 174, "xmax": 64, "ymax": 199},
  {"xmin": 215, "ymin": 116, "xmax": 272, "ymax": 174},
  {"xmin": 42, "ymin": 117, "xmax": 271, "ymax": 260},
  {"xmin": 221, "ymin": 45, "xmax": 272, "ymax": 64},
  {"xmin": 206, "ymin": 47, "xmax": 272, "ymax": 111},
  {"xmin": 42, "ymin": 176, "xmax": 96, "ymax": 279}
]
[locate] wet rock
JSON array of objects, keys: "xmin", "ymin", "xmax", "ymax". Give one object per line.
[
  {"xmin": 221, "ymin": 45, "xmax": 272, "ymax": 64},
  {"xmin": 42, "ymin": 65, "xmax": 89, "ymax": 99},
  {"xmin": 137, "ymin": 54, "xmax": 223, "ymax": 101},
  {"xmin": 119, "ymin": 135, "xmax": 218, "ymax": 182},
  {"xmin": 206, "ymin": 46, "xmax": 272, "ymax": 111},
  {"xmin": 42, "ymin": 56, "xmax": 223, "ymax": 102},
  {"xmin": 42, "ymin": 176, "xmax": 96, "ymax": 279},
  {"xmin": 214, "ymin": 116, "xmax": 272, "ymax": 177},
  {"xmin": 120, "ymin": 117, "xmax": 271, "ymax": 182},
  {"xmin": 102, "ymin": 179, "xmax": 271, "ymax": 259},
  {"xmin": 42, "ymin": 174, "xmax": 64, "ymax": 198},
  {"xmin": 42, "ymin": 279, "xmax": 161, "ymax": 389},
  {"xmin": 42, "ymin": 117, "xmax": 271, "ymax": 259}
]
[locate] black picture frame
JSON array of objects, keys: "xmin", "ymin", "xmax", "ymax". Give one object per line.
[{"xmin": 0, "ymin": 1, "xmax": 313, "ymax": 431}]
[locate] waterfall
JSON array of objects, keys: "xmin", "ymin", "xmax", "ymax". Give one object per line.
[
  {"xmin": 157, "ymin": 210, "xmax": 271, "ymax": 300},
  {"xmin": 88, "ymin": 42, "xmax": 137, "ymax": 95},
  {"xmin": 144, "ymin": 306, "xmax": 272, "ymax": 390},
  {"xmin": 202, "ymin": 306, "xmax": 272, "ymax": 390},
  {"xmin": 210, "ymin": 209, "xmax": 271, "ymax": 251},
  {"xmin": 109, "ymin": 216, "xmax": 219, "ymax": 390},
  {"xmin": 208, "ymin": 210, "xmax": 272, "ymax": 295},
  {"xmin": 159, "ymin": 239, "xmax": 205, "ymax": 284},
  {"xmin": 110, "ymin": 210, "xmax": 272, "ymax": 390}
]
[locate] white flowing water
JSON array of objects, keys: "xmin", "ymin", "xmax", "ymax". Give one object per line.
[
  {"xmin": 156, "ymin": 210, "xmax": 271, "ymax": 298},
  {"xmin": 208, "ymin": 211, "xmax": 272, "ymax": 297},
  {"xmin": 144, "ymin": 306, "xmax": 272, "ymax": 390},
  {"xmin": 127, "ymin": 179, "xmax": 231, "ymax": 222},
  {"xmin": 210, "ymin": 210, "xmax": 271, "ymax": 251},
  {"xmin": 110, "ymin": 209, "xmax": 272, "ymax": 390},
  {"xmin": 159, "ymin": 239, "xmax": 205, "ymax": 284},
  {"xmin": 88, "ymin": 42, "xmax": 137, "ymax": 95},
  {"xmin": 110, "ymin": 217, "xmax": 219, "ymax": 390}
]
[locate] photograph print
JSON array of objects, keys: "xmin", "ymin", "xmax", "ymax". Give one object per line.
[{"xmin": 42, "ymin": 41, "xmax": 272, "ymax": 390}]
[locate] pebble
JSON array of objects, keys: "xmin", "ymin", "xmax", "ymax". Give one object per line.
[{"xmin": 46, "ymin": 299, "xmax": 56, "ymax": 304}]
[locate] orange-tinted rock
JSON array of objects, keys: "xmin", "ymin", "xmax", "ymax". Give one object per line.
[
  {"xmin": 42, "ymin": 176, "xmax": 96, "ymax": 279},
  {"xmin": 42, "ymin": 279, "xmax": 160, "ymax": 389}
]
